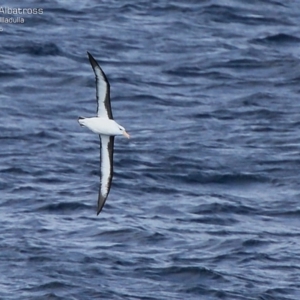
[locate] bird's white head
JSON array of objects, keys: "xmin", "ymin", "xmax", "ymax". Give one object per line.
[{"xmin": 118, "ymin": 126, "xmax": 130, "ymax": 139}]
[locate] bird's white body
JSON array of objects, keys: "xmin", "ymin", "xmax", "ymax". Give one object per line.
[{"xmin": 78, "ymin": 117, "xmax": 124, "ymax": 136}]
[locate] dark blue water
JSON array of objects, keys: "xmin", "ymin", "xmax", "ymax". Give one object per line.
[{"xmin": 1, "ymin": 0, "xmax": 300, "ymax": 299}]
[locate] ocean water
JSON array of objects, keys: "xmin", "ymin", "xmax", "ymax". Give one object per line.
[{"xmin": 1, "ymin": 0, "xmax": 300, "ymax": 299}]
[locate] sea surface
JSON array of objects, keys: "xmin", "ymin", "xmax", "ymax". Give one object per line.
[{"xmin": 1, "ymin": 0, "xmax": 300, "ymax": 299}]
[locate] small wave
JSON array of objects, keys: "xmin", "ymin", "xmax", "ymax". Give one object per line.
[
  {"xmin": 145, "ymin": 265, "xmax": 226, "ymax": 287},
  {"xmin": 192, "ymin": 202, "xmax": 258, "ymax": 215},
  {"xmin": 38, "ymin": 201, "xmax": 90, "ymax": 213},
  {"xmin": 254, "ymin": 33, "xmax": 300, "ymax": 45},
  {"xmin": 3, "ymin": 42, "xmax": 61, "ymax": 56},
  {"xmin": 1, "ymin": 166, "xmax": 30, "ymax": 175},
  {"xmin": 186, "ymin": 172, "xmax": 268, "ymax": 185}
]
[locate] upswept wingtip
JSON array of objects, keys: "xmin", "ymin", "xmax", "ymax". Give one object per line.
[
  {"xmin": 97, "ymin": 201, "xmax": 105, "ymax": 215},
  {"xmin": 97, "ymin": 192, "xmax": 107, "ymax": 215}
]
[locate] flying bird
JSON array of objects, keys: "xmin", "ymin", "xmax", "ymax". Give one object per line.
[{"xmin": 78, "ymin": 52, "xmax": 130, "ymax": 215}]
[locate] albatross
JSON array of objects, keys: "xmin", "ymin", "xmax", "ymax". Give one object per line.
[{"xmin": 78, "ymin": 52, "xmax": 130, "ymax": 215}]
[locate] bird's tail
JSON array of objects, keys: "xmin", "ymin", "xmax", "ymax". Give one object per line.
[{"xmin": 78, "ymin": 117, "xmax": 85, "ymax": 127}]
